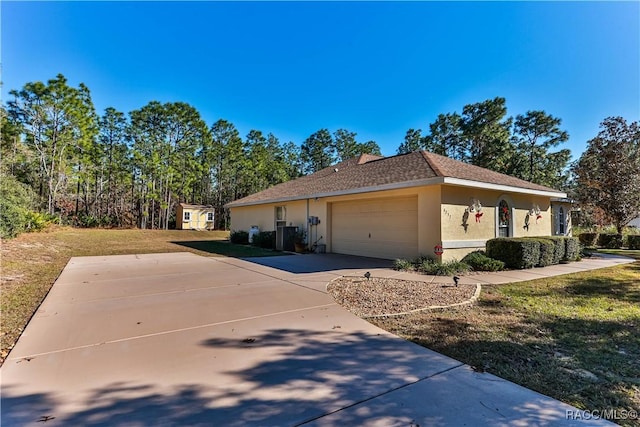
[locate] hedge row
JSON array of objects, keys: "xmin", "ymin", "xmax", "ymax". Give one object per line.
[
  {"xmin": 578, "ymin": 232, "xmax": 640, "ymax": 249},
  {"xmin": 486, "ymin": 236, "xmax": 580, "ymax": 269},
  {"xmin": 628, "ymin": 235, "xmax": 640, "ymax": 250}
]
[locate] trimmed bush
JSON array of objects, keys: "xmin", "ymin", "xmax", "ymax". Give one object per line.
[
  {"xmin": 393, "ymin": 258, "xmax": 414, "ymax": 271},
  {"xmin": 461, "ymin": 250, "xmax": 505, "ymax": 272},
  {"xmin": 628, "ymin": 235, "xmax": 640, "ymax": 250},
  {"xmin": 533, "ymin": 239, "xmax": 555, "ymax": 267},
  {"xmin": 230, "ymin": 230, "xmax": 249, "ymax": 244},
  {"xmin": 486, "ymin": 238, "xmax": 540, "ymax": 269},
  {"xmin": 578, "ymin": 232, "xmax": 599, "ymax": 247},
  {"xmin": 564, "ymin": 237, "xmax": 580, "ymax": 261},
  {"xmin": 598, "ymin": 233, "xmax": 623, "ymax": 249},
  {"xmin": 251, "ymin": 231, "xmax": 276, "ymax": 249},
  {"xmin": 541, "ymin": 236, "xmax": 566, "ymax": 264}
]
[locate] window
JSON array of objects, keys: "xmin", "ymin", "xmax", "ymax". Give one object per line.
[
  {"xmin": 183, "ymin": 211, "xmax": 191, "ymax": 222},
  {"xmin": 498, "ymin": 200, "xmax": 510, "ymax": 237},
  {"xmin": 206, "ymin": 212, "xmax": 214, "ymax": 222},
  {"xmin": 558, "ymin": 206, "xmax": 565, "ymax": 235},
  {"xmin": 275, "ymin": 206, "xmax": 286, "ymax": 228}
]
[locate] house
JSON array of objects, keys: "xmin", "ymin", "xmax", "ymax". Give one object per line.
[
  {"xmin": 225, "ymin": 152, "xmax": 571, "ymax": 261},
  {"xmin": 176, "ymin": 203, "xmax": 215, "ymax": 230}
]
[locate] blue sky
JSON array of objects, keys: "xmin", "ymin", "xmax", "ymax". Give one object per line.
[{"xmin": 2, "ymin": 1, "xmax": 638, "ymax": 159}]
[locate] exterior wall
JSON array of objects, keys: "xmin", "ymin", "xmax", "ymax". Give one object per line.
[
  {"xmin": 440, "ymin": 185, "xmax": 553, "ymax": 261},
  {"xmin": 230, "ymin": 186, "xmax": 441, "ymax": 257},
  {"xmin": 551, "ymin": 202, "xmax": 573, "ymax": 236},
  {"xmin": 178, "ymin": 206, "xmax": 215, "ymax": 230},
  {"xmin": 230, "ymin": 200, "xmax": 308, "ymax": 234},
  {"xmin": 229, "ymin": 184, "xmax": 556, "ymax": 261}
]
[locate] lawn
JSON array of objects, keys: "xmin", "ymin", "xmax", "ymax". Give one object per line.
[
  {"xmin": 371, "ymin": 251, "xmax": 640, "ymax": 426},
  {"xmin": 0, "ymin": 227, "xmax": 284, "ymax": 364}
]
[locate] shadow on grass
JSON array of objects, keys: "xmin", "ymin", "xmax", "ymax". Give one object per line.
[
  {"xmin": 404, "ymin": 314, "xmax": 639, "ymax": 419},
  {"xmin": 564, "ymin": 277, "xmax": 640, "ymax": 303},
  {"xmin": 171, "ymin": 240, "xmax": 288, "ymax": 258}
]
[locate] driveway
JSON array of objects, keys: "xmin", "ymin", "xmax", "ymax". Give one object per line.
[{"xmin": 1, "ymin": 252, "xmax": 610, "ymax": 426}]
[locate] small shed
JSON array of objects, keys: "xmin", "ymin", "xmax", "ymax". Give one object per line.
[{"xmin": 176, "ymin": 203, "xmax": 215, "ymax": 230}]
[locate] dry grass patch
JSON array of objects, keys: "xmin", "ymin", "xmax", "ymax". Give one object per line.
[{"xmin": 371, "ymin": 259, "xmax": 640, "ymax": 426}]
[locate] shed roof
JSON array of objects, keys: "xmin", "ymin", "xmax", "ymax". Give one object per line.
[
  {"xmin": 179, "ymin": 203, "xmax": 214, "ymax": 209},
  {"xmin": 226, "ymin": 151, "xmax": 566, "ymax": 208}
]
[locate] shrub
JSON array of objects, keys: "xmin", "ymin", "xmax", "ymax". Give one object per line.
[
  {"xmin": 486, "ymin": 238, "xmax": 540, "ymax": 269},
  {"xmin": 564, "ymin": 237, "xmax": 581, "ymax": 261},
  {"xmin": 25, "ymin": 211, "xmax": 57, "ymax": 232},
  {"xmin": 251, "ymin": 231, "xmax": 276, "ymax": 249},
  {"xmin": 598, "ymin": 233, "xmax": 623, "ymax": 249},
  {"xmin": 460, "ymin": 250, "xmax": 504, "ymax": 272},
  {"xmin": 417, "ymin": 259, "xmax": 470, "ymax": 276},
  {"xmin": 230, "ymin": 230, "xmax": 249, "ymax": 244},
  {"xmin": 533, "ymin": 236, "xmax": 565, "ymax": 265},
  {"xmin": 578, "ymin": 232, "xmax": 599, "ymax": 247},
  {"xmin": 393, "ymin": 258, "xmax": 414, "ymax": 271},
  {"xmin": 0, "ymin": 173, "xmax": 36, "ymax": 239},
  {"xmin": 628, "ymin": 235, "xmax": 640, "ymax": 250},
  {"xmin": 531, "ymin": 239, "xmax": 555, "ymax": 267}
]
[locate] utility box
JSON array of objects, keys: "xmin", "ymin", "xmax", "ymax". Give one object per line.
[
  {"xmin": 248, "ymin": 225, "xmax": 260, "ymax": 243},
  {"xmin": 276, "ymin": 226, "xmax": 297, "ymax": 251}
]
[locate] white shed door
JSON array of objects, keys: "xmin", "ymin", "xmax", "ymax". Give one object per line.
[{"xmin": 331, "ymin": 196, "xmax": 418, "ymax": 260}]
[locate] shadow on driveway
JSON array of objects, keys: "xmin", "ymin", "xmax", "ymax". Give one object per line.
[
  {"xmin": 241, "ymin": 253, "xmax": 393, "ymax": 274},
  {"xmin": 1, "ymin": 329, "xmax": 450, "ymax": 427}
]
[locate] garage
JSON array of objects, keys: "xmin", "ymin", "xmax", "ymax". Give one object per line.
[{"xmin": 331, "ymin": 196, "xmax": 419, "ymax": 260}]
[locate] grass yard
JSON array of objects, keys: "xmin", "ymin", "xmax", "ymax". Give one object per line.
[
  {"xmin": 0, "ymin": 227, "xmax": 284, "ymax": 364},
  {"xmin": 372, "ymin": 251, "xmax": 640, "ymax": 426}
]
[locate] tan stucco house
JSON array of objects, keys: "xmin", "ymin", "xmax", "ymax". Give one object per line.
[
  {"xmin": 226, "ymin": 151, "xmax": 572, "ymax": 261},
  {"xmin": 176, "ymin": 203, "xmax": 215, "ymax": 230}
]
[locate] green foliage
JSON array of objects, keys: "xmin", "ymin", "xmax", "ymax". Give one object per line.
[
  {"xmin": 539, "ymin": 236, "xmax": 566, "ymax": 264},
  {"xmin": 628, "ymin": 235, "xmax": 640, "ymax": 250},
  {"xmin": 393, "ymin": 258, "xmax": 414, "ymax": 271},
  {"xmin": 598, "ymin": 233, "xmax": 623, "ymax": 249},
  {"xmin": 510, "ymin": 110, "xmax": 570, "ymax": 188},
  {"xmin": 397, "ymin": 99, "xmax": 572, "ymax": 189},
  {"xmin": 578, "ymin": 232, "xmax": 599, "ymax": 247},
  {"xmin": 532, "ymin": 238, "xmax": 555, "ymax": 267},
  {"xmin": 460, "ymin": 250, "xmax": 504, "ymax": 272},
  {"xmin": 564, "ymin": 237, "xmax": 580, "ymax": 261},
  {"xmin": 251, "ymin": 231, "xmax": 276, "ymax": 249},
  {"xmin": 486, "ymin": 238, "xmax": 541, "ymax": 269},
  {"xmin": 0, "ymin": 172, "xmax": 37, "ymax": 238},
  {"xmin": 418, "ymin": 259, "xmax": 471, "ymax": 276},
  {"xmin": 572, "ymin": 117, "xmax": 640, "ymax": 233},
  {"xmin": 229, "ymin": 230, "xmax": 249, "ymax": 245}
]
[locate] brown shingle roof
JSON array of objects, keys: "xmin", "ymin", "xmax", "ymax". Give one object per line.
[{"xmin": 226, "ymin": 151, "xmax": 564, "ymax": 207}]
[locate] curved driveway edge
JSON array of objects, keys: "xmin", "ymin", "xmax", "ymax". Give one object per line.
[{"xmin": 1, "ymin": 252, "xmax": 617, "ymax": 426}]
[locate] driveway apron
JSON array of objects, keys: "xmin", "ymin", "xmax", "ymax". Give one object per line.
[{"xmin": 1, "ymin": 252, "xmax": 612, "ymax": 426}]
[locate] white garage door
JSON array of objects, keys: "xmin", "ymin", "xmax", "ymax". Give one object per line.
[{"xmin": 331, "ymin": 196, "xmax": 418, "ymax": 260}]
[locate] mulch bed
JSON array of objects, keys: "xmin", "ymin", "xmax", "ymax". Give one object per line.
[{"xmin": 327, "ymin": 276, "xmax": 478, "ymax": 317}]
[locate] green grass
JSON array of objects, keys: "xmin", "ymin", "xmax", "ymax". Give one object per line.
[
  {"xmin": 0, "ymin": 227, "xmax": 286, "ymax": 363},
  {"xmin": 372, "ymin": 250, "xmax": 640, "ymax": 426}
]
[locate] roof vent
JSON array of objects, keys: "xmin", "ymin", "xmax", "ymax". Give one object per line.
[{"xmin": 334, "ymin": 168, "xmax": 339, "ymax": 172}]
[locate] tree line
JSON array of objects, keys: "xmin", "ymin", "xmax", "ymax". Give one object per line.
[
  {"xmin": 0, "ymin": 74, "xmax": 383, "ymax": 232},
  {"xmin": 2, "ymin": 73, "xmax": 638, "ymax": 237}
]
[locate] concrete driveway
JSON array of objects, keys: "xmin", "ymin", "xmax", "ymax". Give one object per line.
[{"xmin": 1, "ymin": 252, "xmax": 610, "ymax": 426}]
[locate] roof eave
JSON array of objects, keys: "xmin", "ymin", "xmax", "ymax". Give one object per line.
[{"xmin": 443, "ymin": 177, "xmax": 567, "ymax": 198}]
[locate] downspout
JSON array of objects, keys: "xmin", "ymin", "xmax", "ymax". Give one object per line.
[{"xmin": 306, "ymin": 198, "xmax": 310, "ymax": 250}]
